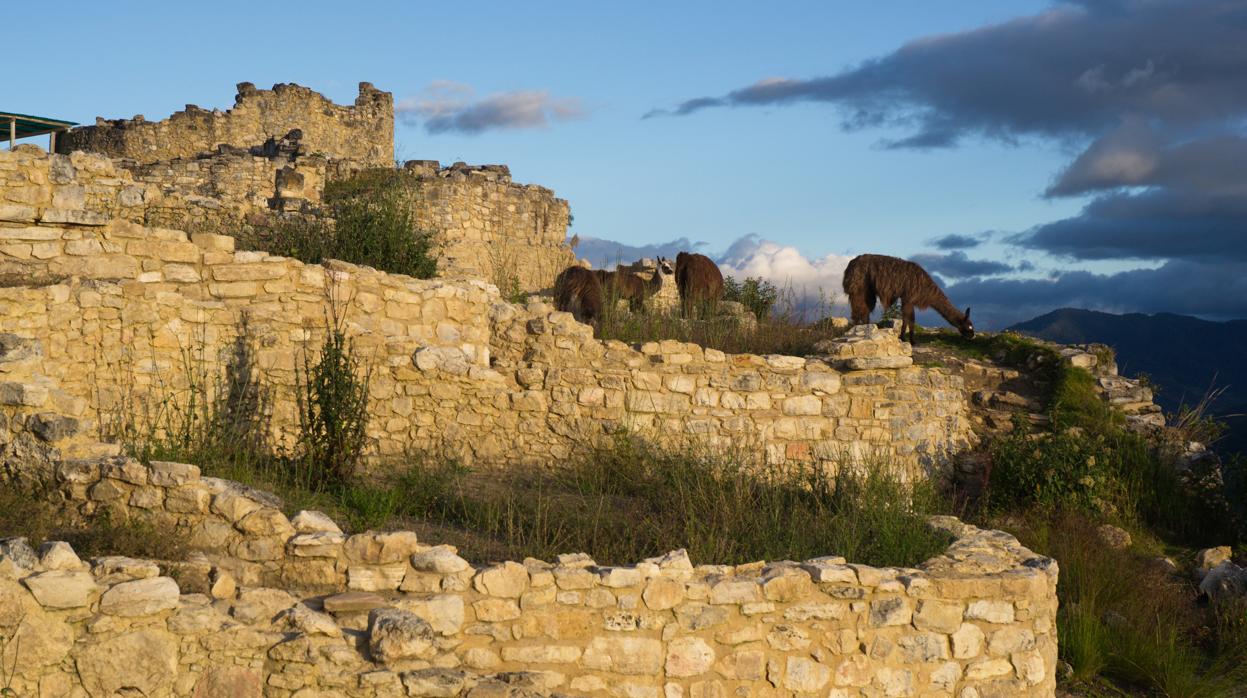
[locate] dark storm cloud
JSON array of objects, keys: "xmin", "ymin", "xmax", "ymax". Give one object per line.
[
  {"xmin": 929, "ymin": 233, "xmax": 985, "ymax": 250},
  {"xmin": 647, "ymin": 1, "xmax": 1247, "ymax": 146},
  {"xmin": 942, "ymin": 259, "xmax": 1247, "ymax": 329},
  {"xmin": 1047, "ymin": 119, "xmax": 1247, "ymax": 197},
  {"xmin": 1014, "ymin": 189, "xmax": 1247, "ymax": 261},
  {"xmin": 909, "ymin": 251, "xmax": 1014, "ymax": 278}
]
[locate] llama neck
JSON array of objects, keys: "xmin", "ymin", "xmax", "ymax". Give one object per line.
[
  {"xmin": 647, "ymin": 270, "xmax": 664, "ymax": 293},
  {"xmin": 930, "ymin": 293, "xmax": 964, "ymax": 326}
]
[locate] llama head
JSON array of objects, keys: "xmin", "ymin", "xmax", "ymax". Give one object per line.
[
  {"xmin": 657, "ymin": 257, "xmax": 674, "ymax": 275},
  {"xmin": 958, "ymin": 307, "xmax": 974, "ymax": 339}
]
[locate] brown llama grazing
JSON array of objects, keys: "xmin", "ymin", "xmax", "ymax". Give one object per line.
[
  {"xmin": 842, "ymin": 254, "xmax": 974, "ymax": 344},
  {"xmin": 596, "ymin": 258, "xmax": 671, "ymax": 312},
  {"xmin": 675, "ymin": 252, "xmax": 724, "ymax": 317},
  {"xmin": 554, "ymin": 265, "xmax": 604, "ymax": 324}
]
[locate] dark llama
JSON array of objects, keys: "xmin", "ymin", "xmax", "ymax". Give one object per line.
[
  {"xmin": 674, "ymin": 252, "xmax": 724, "ymax": 317},
  {"xmin": 554, "ymin": 265, "xmax": 604, "ymax": 324},
  {"xmin": 595, "ymin": 257, "xmax": 672, "ymax": 313},
  {"xmin": 842, "ymin": 253, "xmax": 974, "ymax": 344}
]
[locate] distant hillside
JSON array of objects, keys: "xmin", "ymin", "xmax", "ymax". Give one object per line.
[{"xmin": 1009, "ymin": 308, "xmax": 1247, "ymax": 456}]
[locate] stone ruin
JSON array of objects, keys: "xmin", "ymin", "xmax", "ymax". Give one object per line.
[{"xmin": 0, "ymin": 79, "xmax": 1185, "ymax": 697}]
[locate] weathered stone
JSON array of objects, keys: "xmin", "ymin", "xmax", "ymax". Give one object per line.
[
  {"xmin": 368, "ymin": 607, "xmax": 436, "ymax": 663},
  {"xmin": 582, "ymin": 636, "xmax": 664, "ymax": 675},
  {"xmin": 76, "ymin": 630, "xmax": 179, "ymax": 698},
  {"xmin": 666, "ymin": 637, "xmax": 716, "ymax": 677},
  {"xmin": 473, "ymin": 560, "xmax": 529, "ymax": 597},
  {"xmin": 401, "ymin": 668, "xmax": 467, "ymax": 698},
  {"xmin": 785, "ymin": 656, "xmax": 832, "ymax": 691},
  {"xmin": 290, "ymin": 509, "xmax": 342, "ymax": 534},
  {"xmin": 22, "ymin": 570, "xmax": 100, "ymax": 608},
  {"xmin": 411, "ymin": 545, "xmax": 470, "ymax": 574},
  {"xmin": 37, "ymin": 541, "xmax": 85, "ymax": 571},
  {"xmin": 99, "ymin": 576, "xmax": 180, "ymax": 616},
  {"xmin": 91, "ymin": 556, "xmax": 160, "ymax": 584},
  {"xmin": 323, "ymin": 591, "xmax": 385, "ymax": 614}
]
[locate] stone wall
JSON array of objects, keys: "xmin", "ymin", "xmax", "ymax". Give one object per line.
[
  {"xmin": 0, "ymin": 146, "xmax": 970, "ymax": 473},
  {"xmin": 0, "ymin": 455, "xmax": 1059, "ymax": 697},
  {"xmin": 400, "ymin": 160, "xmax": 574, "ymax": 294},
  {"xmin": 57, "ymin": 82, "xmax": 394, "ymax": 168}
]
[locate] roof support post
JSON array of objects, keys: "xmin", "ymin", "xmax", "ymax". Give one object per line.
[{"xmin": 8, "ymin": 117, "xmax": 14, "ymax": 150}]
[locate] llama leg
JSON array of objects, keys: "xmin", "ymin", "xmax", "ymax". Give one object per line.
[
  {"xmin": 903, "ymin": 302, "xmax": 915, "ymax": 344},
  {"xmin": 849, "ymin": 294, "xmax": 871, "ymax": 325}
]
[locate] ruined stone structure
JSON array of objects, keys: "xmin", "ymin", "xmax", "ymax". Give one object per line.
[
  {"xmin": 0, "ymin": 89, "xmax": 1077, "ymax": 696},
  {"xmin": 0, "ymin": 148, "xmax": 972, "ymax": 471},
  {"xmin": 398, "ymin": 160, "xmax": 573, "ymax": 294},
  {"xmin": 0, "ymin": 453, "xmax": 1059, "ymax": 697},
  {"xmin": 57, "ymin": 82, "xmax": 395, "ymax": 168},
  {"xmin": 49, "ymin": 82, "xmax": 575, "ymax": 294}
]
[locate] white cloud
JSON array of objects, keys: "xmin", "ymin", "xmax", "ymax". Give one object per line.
[
  {"xmin": 718, "ymin": 235, "xmax": 854, "ymax": 314},
  {"xmin": 397, "ymin": 81, "xmax": 586, "ymax": 135}
]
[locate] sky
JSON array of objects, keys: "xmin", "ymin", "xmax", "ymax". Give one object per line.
[{"xmin": 7, "ymin": 0, "xmax": 1246, "ymax": 329}]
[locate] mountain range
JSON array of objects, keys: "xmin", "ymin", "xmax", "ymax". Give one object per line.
[{"xmin": 1009, "ymin": 308, "xmax": 1247, "ymax": 457}]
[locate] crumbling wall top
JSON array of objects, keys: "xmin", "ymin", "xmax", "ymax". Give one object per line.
[{"xmin": 56, "ymin": 81, "xmax": 394, "ymax": 168}]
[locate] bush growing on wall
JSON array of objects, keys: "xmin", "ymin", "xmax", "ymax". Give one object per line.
[
  {"xmin": 295, "ymin": 310, "xmax": 373, "ymax": 490},
  {"xmin": 724, "ymin": 275, "xmax": 779, "ymax": 320},
  {"xmin": 246, "ymin": 169, "xmax": 438, "ymax": 279}
]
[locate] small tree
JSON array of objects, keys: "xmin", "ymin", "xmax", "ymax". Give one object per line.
[{"xmin": 724, "ymin": 276, "xmax": 779, "ymax": 320}]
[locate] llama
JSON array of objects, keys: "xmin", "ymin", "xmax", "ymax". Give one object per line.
[
  {"xmin": 841, "ymin": 254, "xmax": 973, "ymax": 344},
  {"xmin": 596, "ymin": 258, "xmax": 671, "ymax": 313},
  {"xmin": 675, "ymin": 252, "xmax": 724, "ymax": 317},
  {"xmin": 554, "ymin": 265, "xmax": 604, "ymax": 324}
]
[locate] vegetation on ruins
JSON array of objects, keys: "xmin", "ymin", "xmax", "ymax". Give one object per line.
[
  {"xmin": 0, "ymin": 485, "xmax": 190, "ymax": 564},
  {"xmin": 595, "ymin": 287, "xmax": 844, "ymax": 356},
  {"xmin": 928, "ymin": 329, "xmax": 1247, "ymax": 697},
  {"xmin": 723, "ymin": 275, "xmax": 780, "ymax": 320},
  {"xmin": 241, "ymin": 168, "xmax": 438, "ymax": 279}
]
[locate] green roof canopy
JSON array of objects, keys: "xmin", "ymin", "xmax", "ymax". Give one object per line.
[{"xmin": 2, "ymin": 112, "xmax": 76, "ymax": 146}]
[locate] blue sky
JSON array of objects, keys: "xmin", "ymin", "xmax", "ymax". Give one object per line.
[{"xmin": 8, "ymin": 1, "xmax": 1246, "ymax": 327}]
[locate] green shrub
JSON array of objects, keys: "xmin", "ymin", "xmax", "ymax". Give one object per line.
[
  {"xmin": 294, "ymin": 314, "xmax": 372, "ymax": 491},
  {"xmin": 244, "ymin": 169, "xmax": 437, "ymax": 279},
  {"xmin": 724, "ymin": 275, "xmax": 779, "ymax": 320}
]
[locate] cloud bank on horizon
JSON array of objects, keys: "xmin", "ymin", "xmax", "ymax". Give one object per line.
[
  {"xmin": 637, "ymin": 0, "xmax": 1247, "ymax": 328},
  {"xmin": 398, "ymin": 81, "xmax": 586, "ymax": 135}
]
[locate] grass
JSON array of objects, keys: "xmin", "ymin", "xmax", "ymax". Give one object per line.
[
  {"xmin": 595, "ymin": 286, "xmax": 846, "ymax": 357},
  {"xmin": 1002, "ymin": 512, "xmax": 1247, "ymax": 698},
  {"xmin": 0, "ymin": 484, "xmax": 190, "ymax": 563},
  {"xmin": 137, "ymin": 430, "xmax": 952, "ymax": 567},
  {"xmin": 964, "ymin": 328, "xmax": 1247, "ymax": 697}
]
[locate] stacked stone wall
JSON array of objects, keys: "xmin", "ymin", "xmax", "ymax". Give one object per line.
[
  {"xmin": 400, "ymin": 160, "xmax": 575, "ymax": 294},
  {"xmin": 0, "ymin": 454, "xmax": 1058, "ymax": 697},
  {"xmin": 57, "ymin": 82, "xmax": 394, "ymax": 168},
  {"xmin": 0, "ymin": 147, "xmax": 970, "ymax": 475}
]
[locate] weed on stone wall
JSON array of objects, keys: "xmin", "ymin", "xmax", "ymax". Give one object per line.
[
  {"xmin": 241, "ymin": 168, "xmax": 438, "ymax": 279},
  {"xmin": 293, "ymin": 304, "xmax": 373, "ymax": 491}
]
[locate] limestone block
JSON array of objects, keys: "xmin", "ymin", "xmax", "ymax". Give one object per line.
[
  {"xmin": 76, "ymin": 630, "xmax": 178, "ymax": 698},
  {"xmin": 401, "ymin": 669, "xmax": 467, "ymax": 698},
  {"xmin": 91, "ymin": 556, "xmax": 160, "ymax": 584},
  {"xmin": 37, "ymin": 541, "xmax": 85, "ymax": 571},
  {"xmin": 147, "ymin": 459, "xmax": 200, "ymax": 486},
  {"xmin": 344, "ymin": 531, "xmax": 421, "ymax": 564},
  {"xmin": 22, "ymin": 570, "xmax": 100, "ymax": 608},
  {"xmin": 287, "ymin": 532, "xmax": 346, "ymax": 558},
  {"xmin": 290, "ymin": 509, "xmax": 342, "ymax": 534},
  {"xmin": 99, "ymin": 576, "xmax": 180, "ymax": 616},
  {"xmin": 666, "ymin": 636, "xmax": 716, "ymax": 677},
  {"xmin": 323, "ymin": 591, "xmax": 385, "ymax": 614},
  {"xmin": 368, "ymin": 607, "xmax": 437, "ymax": 663},
  {"xmin": 396, "ymin": 594, "xmax": 465, "ymax": 635},
  {"xmin": 474, "ymin": 560, "xmax": 530, "ymax": 597},
  {"xmin": 582, "ymin": 636, "xmax": 663, "ymax": 675},
  {"xmin": 411, "ymin": 545, "xmax": 470, "ymax": 574}
]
